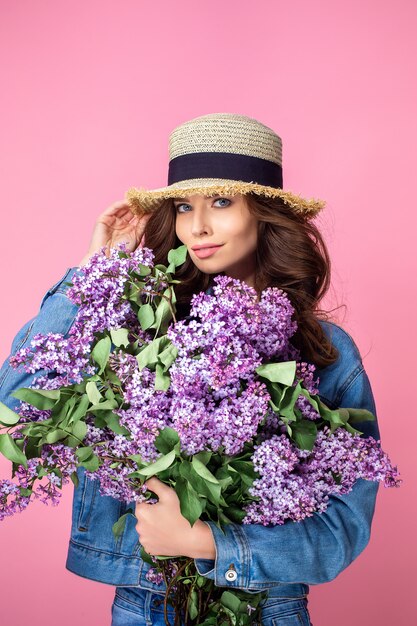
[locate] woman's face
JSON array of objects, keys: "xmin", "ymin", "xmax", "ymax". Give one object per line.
[{"xmin": 174, "ymin": 193, "xmax": 259, "ymax": 287}]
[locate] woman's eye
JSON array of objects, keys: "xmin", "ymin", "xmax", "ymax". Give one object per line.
[
  {"xmin": 213, "ymin": 197, "xmax": 232, "ymax": 207},
  {"xmin": 175, "ymin": 203, "xmax": 191, "ymax": 213}
]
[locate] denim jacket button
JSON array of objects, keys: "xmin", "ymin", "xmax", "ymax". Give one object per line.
[{"xmin": 225, "ymin": 569, "xmax": 237, "ymax": 582}]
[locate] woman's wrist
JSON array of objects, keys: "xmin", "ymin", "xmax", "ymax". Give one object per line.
[{"xmin": 187, "ymin": 520, "xmax": 216, "ymax": 560}]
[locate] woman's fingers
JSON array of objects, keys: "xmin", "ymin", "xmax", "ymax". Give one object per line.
[
  {"xmin": 96, "ymin": 200, "xmax": 136, "ymax": 221},
  {"xmin": 80, "ymin": 199, "xmax": 150, "ymax": 263}
]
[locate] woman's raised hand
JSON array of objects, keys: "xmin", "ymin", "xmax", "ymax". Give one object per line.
[{"xmin": 79, "ymin": 200, "xmax": 151, "ymax": 267}]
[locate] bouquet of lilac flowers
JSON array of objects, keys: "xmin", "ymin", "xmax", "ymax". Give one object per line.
[{"xmin": 0, "ymin": 243, "xmax": 401, "ymax": 626}]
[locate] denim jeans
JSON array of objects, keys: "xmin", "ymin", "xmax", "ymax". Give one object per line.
[
  {"xmin": 111, "ymin": 587, "xmax": 176, "ymax": 626},
  {"xmin": 110, "ymin": 586, "xmax": 313, "ymax": 626}
]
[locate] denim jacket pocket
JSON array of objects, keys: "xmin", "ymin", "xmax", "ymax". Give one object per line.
[
  {"xmin": 76, "ymin": 468, "xmax": 99, "ymax": 532},
  {"xmin": 260, "ymin": 597, "xmax": 311, "ymax": 626},
  {"xmin": 70, "ymin": 468, "xmax": 143, "ymax": 558}
]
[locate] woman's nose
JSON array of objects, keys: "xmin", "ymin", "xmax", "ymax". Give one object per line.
[{"xmin": 191, "ymin": 211, "xmax": 211, "ymax": 236}]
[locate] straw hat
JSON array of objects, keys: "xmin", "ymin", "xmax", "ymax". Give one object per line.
[{"xmin": 125, "ymin": 113, "xmax": 325, "ymax": 218}]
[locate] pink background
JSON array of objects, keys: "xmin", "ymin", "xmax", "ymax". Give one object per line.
[{"xmin": 0, "ymin": 1, "xmax": 415, "ymax": 624}]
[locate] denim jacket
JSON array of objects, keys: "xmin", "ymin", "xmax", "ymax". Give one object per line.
[{"xmin": 0, "ymin": 267, "xmax": 380, "ymax": 601}]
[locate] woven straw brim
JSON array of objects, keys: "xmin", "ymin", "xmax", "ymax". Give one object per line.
[{"xmin": 125, "ymin": 178, "xmax": 325, "ymax": 218}]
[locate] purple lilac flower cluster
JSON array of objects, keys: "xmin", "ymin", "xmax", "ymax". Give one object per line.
[
  {"xmin": 0, "ymin": 444, "xmax": 77, "ymax": 521},
  {"xmin": 2, "ymin": 244, "xmax": 155, "ymax": 513},
  {"xmin": 2, "ymin": 244, "xmax": 401, "ymax": 526},
  {"xmin": 66, "ymin": 243, "xmax": 154, "ymax": 337},
  {"xmin": 145, "ymin": 556, "xmax": 180, "ymax": 590},
  {"xmin": 243, "ymin": 426, "xmax": 402, "ymax": 525},
  {"xmin": 10, "ymin": 243, "xmax": 153, "ymax": 386},
  {"xmin": 78, "ymin": 275, "xmax": 302, "ymax": 496},
  {"xmin": 82, "ymin": 367, "xmax": 173, "ymax": 503},
  {"xmin": 166, "ymin": 275, "xmax": 303, "ymax": 456}
]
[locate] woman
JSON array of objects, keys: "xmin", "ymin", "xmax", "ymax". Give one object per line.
[{"xmin": 0, "ymin": 113, "xmax": 380, "ymax": 625}]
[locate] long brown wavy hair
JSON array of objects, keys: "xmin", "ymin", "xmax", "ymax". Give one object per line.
[{"xmin": 142, "ymin": 193, "xmax": 339, "ymax": 369}]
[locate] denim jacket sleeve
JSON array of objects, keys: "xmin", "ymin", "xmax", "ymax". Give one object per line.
[
  {"xmin": 194, "ymin": 333, "xmax": 381, "ymax": 588},
  {"xmin": 0, "ymin": 268, "xmax": 81, "ymax": 412}
]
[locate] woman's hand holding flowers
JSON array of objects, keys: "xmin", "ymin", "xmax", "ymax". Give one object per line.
[
  {"xmin": 79, "ymin": 200, "xmax": 150, "ymax": 267},
  {"xmin": 135, "ymin": 477, "xmax": 216, "ymax": 560}
]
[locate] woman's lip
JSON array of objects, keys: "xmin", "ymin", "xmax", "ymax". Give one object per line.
[
  {"xmin": 192, "ymin": 245, "xmax": 223, "ymax": 259},
  {"xmin": 191, "ymin": 244, "xmax": 223, "ymax": 250}
]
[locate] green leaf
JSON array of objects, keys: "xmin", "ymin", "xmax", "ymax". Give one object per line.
[
  {"xmin": 215, "ymin": 466, "xmax": 234, "ymax": 490},
  {"xmin": 291, "ymin": 420, "xmax": 317, "ymax": 450},
  {"xmin": 175, "ymin": 476, "xmax": 203, "ymax": 526},
  {"xmin": 194, "ymin": 450, "xmax": 212, "ymax": 465},
  {"xmin": 167, "ymin": 245, "xmax": 188, "ymax": 267},
  {"xmin": 154, "ymin": 363, "xmax": 171, "ymax": 391},
  {"xmin": 192, "ymin": 457, "xmax": 220, "ymax": 484},
  {"xmin": 0, "ymin": 401, "xmax": 21, "ymax": 425},
  {"xmin": 256, "ymin": 361, "xmax": 296, "ymax": 385},
  {"xmin": 337, "ymin": 408, "xmax": 350, "ymax": 424},
  {"xmin": 217, "ymin": 602, "xmax": 237, "ymax": 624},
  {"xmin": 72, "ymin": 381, "xmax": 87, "ymax": 394},
  {"xmin": 181, "ymin": 463, "xmax": 222, "ymax": 506},
  {"xmin": 70, "ymin": 394, "xmax": 90, "ymax": 423},
  {"xmin": 137, "ymin": 449, "xmax": 176, "ymax": 477},
  {"xmin": 151, "ymin": 293, "xmax": 173, "ymax": 335},
  {"xmin": 188, "ymin": 589, "xmax": 199, "ymax": 620},
  {"xmin": 221, "ymin": 590, "xmax": 241, "ymax": 613},
  {"xmin": 316, "ymin": 398, "xmax": 345, "ymax": 431},
  {"xmin": 71, "ymin": 420, "xmax": 88, "ymax": 442},
  {"xmin": 138, "ymin": 303, "xmax": 155, "ymax": 331},
  {"xmin": 136, "ymin": 336, "xmax": 171, "ymax": 371},
  {"xmin": 24, "ymin": 438, "xmax": 41, "ymax": 459},
  {"xmin": 103, "ymin": 412, "xmax": 130, "ymax": 436},
  {"xmin": 79, "ymin": 453, "xmax": 100, "ymax": 471},
  {"xmin": 70, "ymin": 471, "xmax": 79, "ymax": 488},
  {"xmin": 110, "ymin": 328, "xmax": 130, "ymax": 348},
  {"xmin": 92, "ymin": 336, "xmax": 111, "ymax": 374},
  {"xmin": 223, "ymin": 506, "xmax": 247, "ymax": 524},
  {"xmin": 76, "ymin": 446, "xmax": 94, "ymax": 461},
  {"xmin": 89, "ymin": 399, "xmax": 118, "ymax": 411},
  {"xmin": 345, "ymin": 422, "xmax": 364, "ymax": 436},
  {"xmin": 228, "ymin": 460, "xmax": 258, "ymax": 482},
  {"xmin": 154, "ymin": 427, "xmax": 180, "ymax": 454},
  {"xmin": 137, "ymin": 264, "xmax": 151, "ymax": 277},
  {"xmin": 139, "ymin": 546, "xmax": 154, "ymax": 565},
  {"xmin": 346, "ymin": 408, "xmax": 376, "ymax": 423},
  {"xmin": 267, "ymin": 382, "xmax": 284, "ymax": 409},
  {"xmin": 0, "ymin": 433, "xmax": 27, "ymax": 467},
  {"xmin": 325, "ymin": 409, "xmax": 346, "ymax": 431},
  {"xmin": 105, "ymin": 387, "xmax": 116, "ymax": 401},
  {"xmin": 11, "ymin": 388, "xmax": 60, "ymax": 410},
  {"xmin": 278, "ymin": 382, "xmax": 302, "ymax": 421},
  {"xmin": 86, "ymin": 381, "xmax": 102, "ymax": 405},
  {"xmin": 158, "ymin": 343, "xmax": 178, "ymax": 370},
  {"xmin": 54, "ymin": 395, "xmax": 77, "ymax": 424},
  {"xmin": 45, "ymin": 428, "xmax": 67, "ymax": 443}
]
